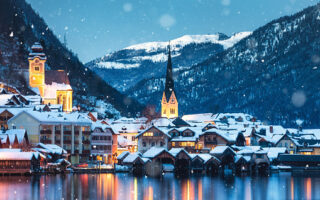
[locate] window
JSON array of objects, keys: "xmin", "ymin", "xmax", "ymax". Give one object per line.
[
  {"xmin": 143, "ymin": 142, "xmax": 146, "ymax": 147},
  {"xmin": 151, "ymin": 142, "xmax": 155, "ymax": 146},
  {"xmin": 35, "ymin": 66, "xmax": 40, "ymax": 71},
  {"xmin": 143, "ymin": 132, "xmax": 153, "ymax": 136},
  {"xmin": 131, "ymin": 136, "xmax": 135, "ymax": 141},
  {"xmin": 172, "ymin": 142, "xmax": 175, "ymax": 147},
  {"xmin": 160, "ymin": 141, "xmax": 164, "ymax": 146}
]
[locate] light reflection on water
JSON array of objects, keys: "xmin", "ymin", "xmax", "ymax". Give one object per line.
[{"xmin": 0, "ymin": 172, "xmax": 320, "ymax": 200}]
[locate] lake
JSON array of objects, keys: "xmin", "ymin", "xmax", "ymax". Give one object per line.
[{"xmin": 0, "ymin": 172, "xmax": 319, "ymax": 200}]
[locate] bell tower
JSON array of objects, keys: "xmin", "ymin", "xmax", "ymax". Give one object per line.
[
  {"xmin": 161, "ymin": 44, "xmax": 178, "ymax": 119},
  {"xmin": 28, "ymin": 42, "xmax": 46, "ymax": 96}
]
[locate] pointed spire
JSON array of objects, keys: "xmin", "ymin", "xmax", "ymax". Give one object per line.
[{"xmin": 164, "ymin": 42, "xmax": 174, "ymax": 102}]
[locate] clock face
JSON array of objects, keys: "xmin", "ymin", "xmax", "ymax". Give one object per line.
[{"xmin": 31, "ymin": 61, "xmax": 42, "ymax": 72}]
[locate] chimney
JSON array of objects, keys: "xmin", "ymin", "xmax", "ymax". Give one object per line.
[{"xmin": 270, "ymin": 126, "xmax": 273, "ymax": 133}]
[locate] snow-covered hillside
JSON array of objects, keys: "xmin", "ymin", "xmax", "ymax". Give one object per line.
[
  {"xmin": 86, "ymin": 32, "xmax": 251, "ymax": 91},
  {"xmin": 124, "ymin": 32, "xmax": 252, "ymax": 54}
]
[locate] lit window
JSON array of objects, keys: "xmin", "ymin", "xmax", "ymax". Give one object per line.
[
  {"xmin": 172, "ymin": 142, "xmax": 175, "ymax": 147},
  {"xmin": 143, "ymin": 132, "xmax": 153, "ymax": 136}
]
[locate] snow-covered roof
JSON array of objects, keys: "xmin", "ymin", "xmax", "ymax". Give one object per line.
[
  {"xmin": 3, "ymin": 129, "xmax": 26, "ymax": 144},
  {"xmin": 91, "ymin": 121, "xmax": 111, "ymax": 131},
  {"xmin": 43, "ymin": 82, "xmax": 72, "ymax": 99},
  {"xmin": 168, "ymin": 148, "xmax": 190, "ymax": 158},
  {"xmin": 36, "ymin": 143, "xmax": 67, "ymax": 154},
  {"xmin": 142, "ymin": 147, "xmax": 171, "ymax": 158},
  {"xmin": 210, "ymin": 146, "xmax": 235, "ymax": 155},
  {"xmin": 203, "ymin": 129, "xmax": 239, "ymax": 142},
  {"xmin": 118, "ymin": 135, "xmax": 136, "ymax": 147},
  {"xmin": 0, "ymin": 152, "xmax": 39, "ymax": 161},
  {"xmin": 117, "ymin": 151, "xmax": 130, "ymax": 160},
  {"xmin": 234, "ymin": 155, "xmax": 251, "ymax": 163},
  {"xmin": 0, "ymin": 148, "xmax": 21, "ymax": 152},
  {"xmin": 149, "ymin": 117, "xmax": 175, "ymax": 127},
  {"xmin": 182, "ymin": 113, "xmax": 215, "ymax": 123},
  {"xmin": 111, "ymin": 123, "xmax": 143, "ymax": 134},
  {"xmin": 8, "ymin": 110, "xmax": 92, "ymax": 125},
  {"xmin": 262, "ymin": 147, "xmax": 287, "ymax": 161},
  {"xmin": 136, "ymin": 126, "xmax": 171, "ymax": 138},
  {"xmin": 123, "ymin": 152, "xmax": 145, "ymax": 164}
]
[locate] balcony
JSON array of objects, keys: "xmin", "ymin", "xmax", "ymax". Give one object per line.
[
  {"xmin": 40, "ymin": 130, "xmax": 52, "ymax": 135},
  {"xmin": 204, "ymin": 140, "xmax": 217, "ymax": 145}
]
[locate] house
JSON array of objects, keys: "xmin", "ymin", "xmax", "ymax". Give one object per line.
[
  {"xmin": 136, "ymin": 126, "xmax": 171, "ymax": 153},
  {"xmin": 168, "ymin": 127, "xmax": 203, "ymax": 152},
  {"xmin": 250, "ymin": 125, "xmax": 286, "ymax": 147},
  {"xmin": 210, "ymin": 146, "xmax": 236, "ymax": 168},
  {"xmin": 111, "ymin": 117, "xmax": 146, "ymax": 152},
  {"xmin": 190, "ymin": 154, "xmax": 221, "ymax": 175},
  {"xmin": 275, "ymin": 129, "xmax": 320, "ymax": 155},
  {"xmin": 198, "ymin": 129, "xmax": 244, "ymax": 149},
  {"xmin": 7, "ymin": 110, "xmax": 92, "ymax": 164},
  {"xmin": 0, "ymin": 151, "xmax": 41, "ymax": 174},
  {"xmin": 91, "ymin": 121, "xmax": 117, "ymax": 164},
  {"xmin": 33, "ymin": 143, "xmax": 67, "ymax": 163},
  {"xmin": 122, "ymin": 152, "xmax": 149, "ymax": 175},
  {"xmin": 169, "ymin": 148, "xmax": 192, "ymax": 174}
]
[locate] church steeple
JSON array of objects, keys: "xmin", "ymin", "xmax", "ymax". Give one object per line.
[
  {"xmin": 161, "ymin": 43, "xmax": 178, "ymax": 119},
  {"xmin": 164, "ymin": 44, "xmax": 174, "ymax": 102}
]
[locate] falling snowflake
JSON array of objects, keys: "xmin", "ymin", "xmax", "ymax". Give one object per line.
[
  {"xmin": 123, "ymin": 3, "xmax": 132, "ymax": 12},
  {"xmin": 159, "ymin": 14, "xmax": 176, "ymax": 30}
]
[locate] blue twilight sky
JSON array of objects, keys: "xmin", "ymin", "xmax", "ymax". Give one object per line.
[{"xmin": 26, "ymin": 0, "xmax": 317, "ymax": 63}]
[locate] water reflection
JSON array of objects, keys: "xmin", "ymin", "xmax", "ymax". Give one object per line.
[{"xmin": 1, "ymin": 173, "xmax": 320, "ymax": 200}]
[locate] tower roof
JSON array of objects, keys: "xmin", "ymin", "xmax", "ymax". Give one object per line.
[
  {"xmin": 164, "ymin": 44, "xmax": 175, "ymax": 102},
  {"xmin": 28, "ymin": 42, "xmax": 46, "ymax": 60},
  {"xmin": 45, "ymin": 70, "xmax": 70, "ymax": 85}
]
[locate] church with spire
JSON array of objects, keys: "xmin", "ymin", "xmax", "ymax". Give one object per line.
[{"xmin": 161, "ymin": 45, "xmax": 178, "ymax": 119}]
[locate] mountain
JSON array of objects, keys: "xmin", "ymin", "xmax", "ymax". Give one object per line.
[
  {"xmin": 86, "ymin": 32, "xmax": 251, "ymax": 92},
  {"xmin": 0, "ymin": 0, "xmax": 143, "ymax": 118},
  {"xmin": 127, "ymin": 3, "xmax": 320, "ymax": 128}
]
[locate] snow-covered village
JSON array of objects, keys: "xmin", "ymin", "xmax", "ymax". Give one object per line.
[{"xmin": 1, "ymin": 0, "xmax": 320, "ymax": 200}]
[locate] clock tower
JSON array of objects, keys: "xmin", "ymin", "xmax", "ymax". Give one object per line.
[{"xmin": 28, "ymin": 42, "xmax": 46, "ymax": 96}]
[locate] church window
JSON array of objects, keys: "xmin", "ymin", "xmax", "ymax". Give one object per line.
[
  {"xmin": 163, "ymin": 109, "xmax": 166, "ymax": 114},
  {"xmin": 170, "ymin": 108, "xmax": 175, "ymax": 114}
]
